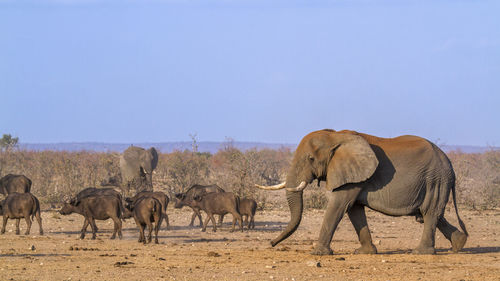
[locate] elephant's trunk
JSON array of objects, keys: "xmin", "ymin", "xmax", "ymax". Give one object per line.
[{"xmin": 271, "ymin": 189, "xmax": 303, "ymax": 247}]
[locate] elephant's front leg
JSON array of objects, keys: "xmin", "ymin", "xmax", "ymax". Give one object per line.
[
  {"xmin": 348, "ymin": 204, "xmax": 377, "ymax": 254},
  {"xmin": 312, "ymin": 186, "xmax": 362, "ymax": 256}
]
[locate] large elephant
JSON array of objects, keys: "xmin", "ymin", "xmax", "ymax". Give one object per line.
[
  {"xmin": 119, "ymin": 146, "xmax": 158, "ymax": 193},
  {"xmin": 256, "ymin": 129, "xmax": 468, "ymax": 255}
]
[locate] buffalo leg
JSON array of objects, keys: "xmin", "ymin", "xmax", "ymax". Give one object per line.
[
  {"xmin": 147, "ymin": 221, "xmax": 153, "ymax": 244},
  {"xmin": 190, "ymin": 208, "xmax": 203, "ymax": 227},
  {"xmin": 1, "ymin": 216, "xmax": 8, "ymax": 234},
  {"xmin": 154, "ymin": 213, "xmax": 160, "ymax": 244},
  {"xmin": 208, "ymin": 213, "xmax": 218, "ymax": 232},
  {"xmin": 35, "ymin": 212, "xmax": 43, "ymax": 235},
  {"xmin": 201, "ymin": 215, "xmax": 211, "ymax": 232},
  {"xmin": 15, "ymin": 218, "xmax": 21, "ymax": 235},
  {"xmin": 89, "ymin": 218, "xmax": 98, "ymax": 240},
  {"xmin": 133, "ymin": 217, "xmax": 144, "ymax": 243},
  {"xmin": 139, "ymin": 224, "xmax": 146, "ymax": 244},
  {"xmin": 163, "ymin": 211, "xmax": 170, "ymax": 230},
  {"xmin": 218, "ymin": 214, "xmax": 224, "ymax": 226},
  {"xmin": 249, "ymin": 215, "xmax": 255, "ymax": 229},
  {"xmin": 243, "ymin": 215, "xmax": 249, "ymax": 229},
  {"xmin": 24, "ymin": 216, "xmax": 32, "ymax": 235},
  {"xmin": 110, "ymin": 216, "xmax": 121, "ymax": 240},
  {"xmin": 80, "ymin": 219, "xmax": 90, "ymax": 239}
]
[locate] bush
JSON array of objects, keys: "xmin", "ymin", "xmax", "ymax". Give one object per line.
[
  {"xmin": 1, "ymin": 146, "xmax": 498, "ymax": 210},
  {"xmin": 448, "ymin": 149, "xmax": 500, "ymax": 209}
]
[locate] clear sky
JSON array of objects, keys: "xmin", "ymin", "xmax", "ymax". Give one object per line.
[{"xmin": 1, "ymin": 0, "xmax": 499, "ymax": 146}]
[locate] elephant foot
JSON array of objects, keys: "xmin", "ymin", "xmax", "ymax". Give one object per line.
[
  {"xmin": 451, "ymin": 231, "xmax": 467, "ymax": 252},
  {"xmin": 40, "ymin": 231, "xmax": 44, "ymax": 235},
  {"xmin": 354, "ymin": 244, "xmax": 378, "ymax": 254},
  {"xmin": 412, "ymin": 246, "xmax": 435, "ymax": 255},
  {"xmin": 310, "ymin": 245, "xmax": 333, "ymax": 256}
]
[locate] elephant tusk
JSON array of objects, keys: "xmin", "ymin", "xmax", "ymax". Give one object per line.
[
  {"xmin": 254, "ymin": 182, "xmax": 286, "ymax": 190},
  {"xmin": 286, "ymin": 181, "xmax": 307, "ymax": 192}
]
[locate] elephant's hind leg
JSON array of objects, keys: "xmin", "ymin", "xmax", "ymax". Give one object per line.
[
  {"xmin": 437, "ymin": 217, "xmax": 467, "ymax": 252},
  {"xmin": 413, "ymin": 214, "xmax": 438, "ymax": 254},
  {"xmin": 348, "ymin": 204, "xmax": 377, "ymax": 254}
]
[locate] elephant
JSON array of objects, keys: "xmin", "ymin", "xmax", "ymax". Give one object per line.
[
  {"xmin": 119, "ymin": 146, "xmax": 158, "ymax": 194},
  {"xmin": 256, "ymin": 129, "xmax": 468, "ymax": 256}
]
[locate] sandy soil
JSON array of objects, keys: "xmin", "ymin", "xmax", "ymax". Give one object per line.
[{"xmin": 0, "ymin": 206, "xmax": 499, "ymax": 281}]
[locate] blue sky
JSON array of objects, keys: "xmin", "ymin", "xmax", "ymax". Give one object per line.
[{"xmin": 1, "ymin": 0, "xmax": 499, "ymax": 146}]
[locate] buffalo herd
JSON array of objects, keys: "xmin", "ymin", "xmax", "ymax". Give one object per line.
[{"xmin": 0, "ymin": 174, "xmax": 258, "ymax": 244}]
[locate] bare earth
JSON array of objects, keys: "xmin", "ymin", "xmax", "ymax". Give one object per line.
[{"xmin": 1, "ymin": 206, "xmax": 499, "ymax": 281}]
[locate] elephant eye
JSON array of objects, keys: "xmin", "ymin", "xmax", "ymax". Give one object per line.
[{"xmin": 308, "ymin": 155, "xmax": 314, "ymax": 162}]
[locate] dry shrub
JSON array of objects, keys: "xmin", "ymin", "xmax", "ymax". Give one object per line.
[
  {"xmin": 1, "ymin": 147, "xmax": 498, "ymax": 210},
  {"xmin": 448, "ymin": 149, "xmax": 500, "ymax": 209},
  {"xmin": 0, "ymin": 150, "xmax": 119, "ymax": 203},
  {"xmin": 154, "ymin": 150, "xmax": 211, "ymax": 195}
]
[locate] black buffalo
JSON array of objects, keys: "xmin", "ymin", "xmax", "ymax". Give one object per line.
[
  {"xmin": 0, "ymin": 174, "xmax": 32, "ymax": 195},
  {"xmin": 59, "ymin": 195, "xmax": 123, "ymax": 240},
  {"xmin": 0, "ymin": 192, "xmax": 43, "ymax": 235},
  {"xmin": 174, "ymin": 184, "xmax": 225, "ymax": 226}
]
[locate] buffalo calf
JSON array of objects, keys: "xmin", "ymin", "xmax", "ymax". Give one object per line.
[
  {"xmin": 192, "ymin": 192, "xmax": 243, "ymax": 232},
  {"xmin": 128, "ymin": 197, "xmax": 162, "ymax": 244},
  {"xmin": 0, "ymin": 192, "xmax": 43, "ymax": 235},
  {"xmin": 240, "ymin": 198, "xmax": 257, "ymax": 229},
  {"xmin": 59, "ymin": 195, "xmax": 123, "ymax": 240}
]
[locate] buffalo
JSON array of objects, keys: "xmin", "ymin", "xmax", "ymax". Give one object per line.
[
  {"xmin": 191, "ymin": 192, "xmax": 243, "ymax": 232},
  {"xmin": 128, "ymin": 196, "xmax": 162, "ymax": 244},
  {"xmin": 240, "ymin": 198, "xmax": 257, "ymax": 229},
  {"xmin": 174, "ymin": 184, "xmax": 225, "ymax": 226},
  {"xmin": 59, "ymin": 195, "xmax": 123, "ymax": 240},
  {"xmin": 125, "ymin": 191, "xmax": 170, "ymax": 229},
  {"xmin": 0, "ymin": 192, "xmax": 43, "ymax": 235},
  {"xmin": 0, "ymin": 174, "xmax": 32, "ymax": 195}
]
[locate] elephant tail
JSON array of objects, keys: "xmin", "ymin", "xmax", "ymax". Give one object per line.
[{"xmin": 451, "ymin": 181, "xmax": 468, "ymax": 236}]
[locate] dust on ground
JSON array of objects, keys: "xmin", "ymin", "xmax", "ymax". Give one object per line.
[{"xmin": 1, "ymin": 206, "xmax": 499, "ymax": 280}]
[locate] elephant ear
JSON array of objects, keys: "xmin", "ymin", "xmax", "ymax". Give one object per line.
[
  {"xmin": 326, "ymin": 134, "xmax": 379, "ymax": 191},
  {"xmin": 148, "ymin": 147, "xmax": 158, "ymax": 170}
]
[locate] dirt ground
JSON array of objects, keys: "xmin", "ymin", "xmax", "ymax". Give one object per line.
[{"xmin": 0, "ymin": 205, "xmax": 499, "ymax": 281}]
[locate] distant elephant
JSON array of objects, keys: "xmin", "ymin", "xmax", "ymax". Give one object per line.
[
  {"xmin": 0, "ymin": 174, "xmax": 32, "ymax": 195},
  {"xmin": 256, "ymin": 129, "xmax": 468, "ymax": 255},
  {"xmin": 119, "ymin": 146, "xmax": 158, "ymax": 193}
]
